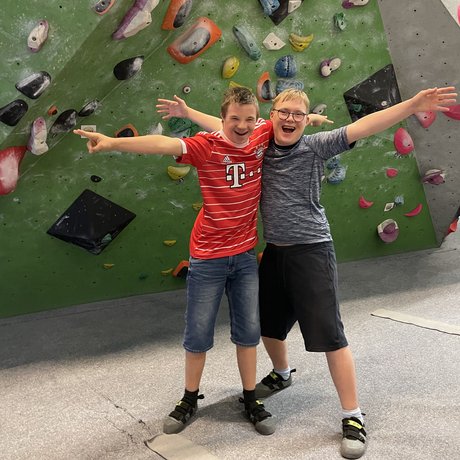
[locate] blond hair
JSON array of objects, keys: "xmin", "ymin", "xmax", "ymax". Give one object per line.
[
  {"xmin": 272, "ymin": 89, "xmax": 310, "ymax": 113},
  {"xmin": 221, "ymin": 87, "xmax": 260, "ymax": 118}
]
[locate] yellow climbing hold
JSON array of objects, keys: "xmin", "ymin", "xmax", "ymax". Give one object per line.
[
  {"xmin": 167, "ymin": 165, "xmax": 190, "ymax": 180},
  {"xmin": 103, "ymin": 263, "xmax": 115, "ymax": 269},
  {"xmin": 161, "ymin": 268, "xmax": 174, "ymax": 276},
  {"xmin": 222, "ymin": 56, "xmax": 240, "ymax": 78},
  {"xmin": 289, "ymin": 33, "xmax": 314, "ymax": 52},
  {"xmin": 163, "ymin": 240, "xmax": 177, "ymax": 246},
  {"xmin": 192, "ymin": 202, "xmax": 203, "ymax": 211}
]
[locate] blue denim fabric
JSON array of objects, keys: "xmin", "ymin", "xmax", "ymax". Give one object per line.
[{"xmin": 183, "ymin": 250, "xmax": 260, "ymax": 353}]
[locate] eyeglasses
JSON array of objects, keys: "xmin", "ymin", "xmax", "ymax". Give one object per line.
[{"xmin": 272, "ymin": 109, "xmax": 307, "ymax": 122}]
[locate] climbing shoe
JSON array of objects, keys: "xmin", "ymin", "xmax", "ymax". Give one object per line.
[
  {"xmin": 163, "ymin": 394, "xmax": 204, "ymax": 434},
  {"xmin": 254, "ymin": 368, "xmax": 296, "ymax": 399},
  {"xmin": 242, "ymin": 398, "xmax": 276, "ymax": 435},
  {"xmin": 340, "ymin": 417, "xmax": 367, "ymax": 459}
]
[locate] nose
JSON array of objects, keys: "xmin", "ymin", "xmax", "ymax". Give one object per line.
[{"xmin": 285, "ymin": 112, "xmax": 296, "ymax": 121}]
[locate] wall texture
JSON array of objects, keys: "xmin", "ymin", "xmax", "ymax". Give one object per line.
[{"xmin": 0, "ymin": 0, "xmax": 456, "ymax": 317}]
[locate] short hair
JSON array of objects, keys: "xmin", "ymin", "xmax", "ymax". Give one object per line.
[
  {"xmin": 272, "ymin": 89, "xmax": 310, "ymax": 113},
  {"xmin": 221, "ymin": 86, "xmax": 259, "ymax": 118}
]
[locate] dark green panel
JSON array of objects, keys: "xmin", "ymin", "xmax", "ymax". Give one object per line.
[{"xmin": 0, "ymin": 0, "xmax": 436, "ymax": 317}]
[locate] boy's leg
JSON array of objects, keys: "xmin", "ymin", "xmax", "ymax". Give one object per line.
[
  {"xmin": 185, "ymin": 350, "xmax": 206, "ymax": 391},
  {"xmin": 236, "ymin": 345, "xmax": 256, "ymax": 390}
]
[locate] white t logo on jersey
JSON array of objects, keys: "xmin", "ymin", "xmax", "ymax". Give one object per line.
[{"xmin": 226, "ymin": 163, "xmax": 246, "ymax": 188}]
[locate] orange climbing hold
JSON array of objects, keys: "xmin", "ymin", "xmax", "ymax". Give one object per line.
[
  {"xmin": 162, "ymin": 0, "xmax": 193, "ymax": 30},
  {"xmin": 167, "ymin": 17, "xmax": 222, "ymax": 64}
]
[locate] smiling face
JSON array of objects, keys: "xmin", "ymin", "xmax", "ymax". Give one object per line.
[
  {"xmin": 270, "ymin": 90, "xmax": 310, "ymax": 146},
  {"xmin": 221, "ymin": 102, "xmax": 258, "ymax": 145}
]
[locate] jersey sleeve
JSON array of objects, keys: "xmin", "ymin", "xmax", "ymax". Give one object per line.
[
  {"xmin": 176, "ymin": 133, "xmax": 212, "ymax": 167},
  {"xmin": 307, "ymin": 126, "xmax": 352, "ymax": 160}
]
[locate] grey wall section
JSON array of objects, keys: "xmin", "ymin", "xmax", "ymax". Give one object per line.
[{"xmin": 378, "ymin": 0, "xmax": 460, "ymax": 244}]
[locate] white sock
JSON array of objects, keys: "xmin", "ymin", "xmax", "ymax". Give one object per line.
[
  {"xmin": 273, "ymin": 367, "xmax": 291, "ymax": 380},
  {"xmin": 342, "ymin": 407, "xmax": 364, "ymax": 424}
]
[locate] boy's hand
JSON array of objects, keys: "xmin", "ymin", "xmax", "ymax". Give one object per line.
[
  {"xmin": 156, "ymin": 95, "xmax": 189, "ymax": 119},
  {"xmin": 307, "ymin": 114, "xmax": 334, "ymax": 127},
  {"xmin": 411, "ymin": 86, "xmax": 457, "ymax": 113},
  {"xmin": 73, "ymin": 129, "xmax": 113, "ymax": 153}
]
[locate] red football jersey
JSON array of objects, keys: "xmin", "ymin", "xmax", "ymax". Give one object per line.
[{"xmin": 177, "ymin": 119, "xmax": 272, "ymax": 259}]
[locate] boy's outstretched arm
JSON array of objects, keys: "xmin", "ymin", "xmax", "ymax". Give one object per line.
[
  {"xmin": 346, "ymin": 86, "xmax": 457, "ymax": 144},
  {"xmin": 73, "ymin": 129, "xmax": 183, "ymax": 156},
  {"xmin": 156, "ymin": 95, "xmax": 222, "ymax": 132}
]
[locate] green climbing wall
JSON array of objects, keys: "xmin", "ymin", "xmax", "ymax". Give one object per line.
[{"xmin": 0, "ymin": 0, "xmax": 437, "ymax": 318}]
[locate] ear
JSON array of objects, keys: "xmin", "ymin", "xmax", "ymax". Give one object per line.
[{"xmin": 305, "ymin": 115, "xmax": 312, "ymax": 126}]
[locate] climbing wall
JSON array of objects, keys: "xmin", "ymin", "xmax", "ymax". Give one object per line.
[{"xmin": 0, "ymin": 0, "xmax": 450, "ymax": 317}]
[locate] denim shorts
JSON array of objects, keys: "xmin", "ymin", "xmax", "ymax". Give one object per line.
[
  {"xmin": 259, "ymin": 241, "xmax": 348, "ymax": 352},
  {"xmin": 183, "ymin": 249, "xmax": 260, "ymax": 353}
]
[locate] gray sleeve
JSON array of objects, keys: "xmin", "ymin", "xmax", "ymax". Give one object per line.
[{"xmin": 306, "ymin": 126, "xmax": 352, "ymax": 160}]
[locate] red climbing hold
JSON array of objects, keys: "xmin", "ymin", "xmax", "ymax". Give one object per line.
[
  {"xmin": 414, "ymin": 111, "xmax": 436, "ymax": 128},
  {"xmin": 0, "ymin": 146, "xmax": 27, "ymax": 195},
  {"xmin": 394, "ymin": 127, "xmax": 414, "ymax": 155},
  {"xmin": 443, "ymin": 104, "xmax": 460, "ymax": 120},
  {"xmin": 404, "ymin": 203, "xmax": 423, "ymax": 217},
  {"xmin": 358, "ymin": 195, "xmax": 374, "ymax": 208},
  {"xmin": 386, "ymin": 168, "xmax": 398, "ymax": 178}
]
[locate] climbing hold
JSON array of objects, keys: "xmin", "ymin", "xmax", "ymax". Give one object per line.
[
  {"xmin": 386, "ymin": 168, "xmax": 398, "ymax": 178},
  {"xmin": 112, "ymin": 0, "xmax": 160, "ymax": 40},
  {"xmin": 311, "ymin": 103, "xmax": 327, "ymax": 115},
  {"xmin": 288, "ymin": 33, "xmax": 313, "ymax": 52},
  {"xmin": 384, "ymin": 202, "xmax": 395, "ymax": 212},
  {"xmin": 404, "ymin": 203, "xmax": 423, "ymax": 217},
  {"xmin": 163, "ymin": 240, "xmax": 177, "ymax": 246},
  {"xmin": 78, "ymin": 100, "xmax": 101, "ymax": 117},
  {"xmin": 27, "ymin": 117, "xmax": 49, "ymax": 156},
  {"xmin": 167, "ymin": 165, "xmax": 190, "ymax": 180},
  {"xmin": 320, "ymin": 58, "xmax": 341, "ymax": 77},
  {"xmin": 0, "ymin": 146, "xmax": 27, "ymax": 195},
  {"xmin": 262, "ymin": 32, "xmax": 286, "ymax": 50},
  {"xmin": 150, "ymin": 123, "xmax": 163, "ymax": 135},
  {"xmin": 377, "ymin": 219, "xmax": 399, "ymax": 243},
  {"xmin": 168, "ymin": 17, "xmax": 222, "ymax": 64},
  {"xmin": 172, "ymin": 260, "xmax": 189, "ymax": 278},
  {"xmin": 394, "ymin": 127, "xmax": 414, "ymax": 155},
  {"xmin": 168, "ymin": 117, "xmax": 192, "ymax": 133},
  {"xmin": 162, "ymin": 0, "xmax": 193, "ymax": 29},
  {"xmin": 93, "ymin": 0, "xmax": 116, "ymax": 15},
  {"xmin": 113, "ymin": 56, "xmax": 144, "ymax": 80},
  {"xmin": 274, "ymin": 55, "xmax": 297, "ymax": 78},
  {"xmin": 334, "ymin": 12, "xmax": 347, "ymax": 30},
  {"xmin": 394, "ymin": 195, "xmax": 404, "ymax": 206},
  {"xmin": 192, "ymin": 202, "xmax": 203, "ymax": 211},
  {"xmin": 443, "ymin": 104, "xmax": 460, "ymax": 120},
  {"xmin": 422, "ymin": 169, "xmax": 445, "ymax": 185},
  {"xmin": 359, "ymin": 196, "xmax": 374, "ymax": 208},
  {"xmin": 161, "ymin": 268, "xmax": 174, "ymax": 276},
  {"xmin": 182, "ymin": 84, "xmax": 191, "ymax": 94},
  {"xmin": 232, "ymin": 25, "xmax": 261, "ymax": 61},
  {"xmin": 257, "ymin": 72, "xmax": 275, "ymax": 103},
  {"xmin": 27, "ymin": 20, "xmax": 49, "ymax": 52},
  {"xmin": 49, "ymin": 109, "xmax": 78, "ymax": 136},
  {"xmin": 15, "ymin": 71, "xmax": 51, "ymax": 100},
  {"xmin": 275, "ymin": 79, "xmax": 304, "ymax": 94},
  {"xmin": 326, "ymin": 156, "xmax": 340, "ymax": 170},
  {"xmin": 48, "ymin": 105, "xmax": 58, "ymax": 116},
  {"xmin": 0, "ymin": 100, "xmax": 28, "ymax": 127},
  {"xmin": 288, "ymin": 0, "xmax": 302, "ymax": 13},
  {"xmin": 259, "ymin": 0, "xmax": 280, "ymax": 16},
  {"xmin": 414, "ymin": 111, "xmax": 436, "ymax": 128},
  {"xmin": 342, "ymin": 0, "xmax": 369, "ymax": 8},
  {"xmin": 91, "ymin": 175, "xmax": 102, "ymax": 182},
  {"xmin": 103, "ymin": 263, "xmax": 115, "ymax": 269},
  {"xmin": 222, "ymin": 56, "xmax": 240, "ymax": 79},
  {"xmin": 327, "ymin": 165, "xmax": 347, "ymax": 184},
  {"xmin": 115, "ymin": 124, "xmax": 139, "ymax": 137}
]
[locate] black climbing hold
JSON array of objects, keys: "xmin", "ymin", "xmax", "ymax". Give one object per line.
[
  {"xmin": 15, "ymin": 71, "xmax": 51, "ymax": 99},
  {"xmin": 0, "ymin": 99, "xmax": 28, "ymax": 126},
  {"xmin": 78, "ymin": 99, "xmax": 100, "ymax": 117},
  {"xmin": 173, "ymin": 0, "xmax": 193, "ymax": 28},
  {"xmin": 113, "ymin": 56, "xmax": 144, "ymax": 80},
  {"xmin": 49, "ymin": 109, "xmax": 78, "ymax": 135},
  {"xmin": 91, "ymin": 175, "xmax": 102, "ymax": 183}
]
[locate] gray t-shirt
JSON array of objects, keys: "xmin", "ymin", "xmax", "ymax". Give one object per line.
[{"xmin": 260, "ymin": 126, "xmax": 352, "ymax": 244}]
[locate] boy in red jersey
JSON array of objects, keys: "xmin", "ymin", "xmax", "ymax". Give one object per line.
[{"xmin": 74, "ymin": 87, "xmax": 276, "ymax": 435}]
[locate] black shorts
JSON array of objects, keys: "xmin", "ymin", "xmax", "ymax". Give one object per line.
[{"xmin": 259, "ymin": 241, "xmax": 348, "ymax": 352}]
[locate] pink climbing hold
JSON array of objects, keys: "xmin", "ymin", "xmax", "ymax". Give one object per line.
[
  {"xmin": 422, "ymin": 169, "xmax": 445, "ymax": 185},
  {"xmin": 377, "ymin": 219, "xmax": 399, "ymax": 243},
  {"xmin": 414, "ymin": 111, "xmax": 436, "ymax": 128},
  {"xmin": 443, "ymin": 104, "xmax": 460, "ymax": 120},
  {"xmin": 394, "ymin": 127, "xmax": 414, "ymax": 155},
  {"xmin": 386, "ymin": 168, "xmax": 398, "ymax": 178},
  {"xmin": 0, "ymin": 146, "xmax": 27, "ymax": 195},
  {"xmin": 358, "ymin": 195, "xmax": 374, "ymax": 208},
  {"xmin": 404, "ymin": 203, "xmax": 423, "ymax": 217}
]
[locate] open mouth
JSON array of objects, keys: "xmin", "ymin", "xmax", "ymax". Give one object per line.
[
  {"xmin": 281, "ymin": 125, "xmax": 296, "ymax": 133},
  {"xmin": 234, "ymin": 130, "xmax": 249, "ymax": 136}
]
